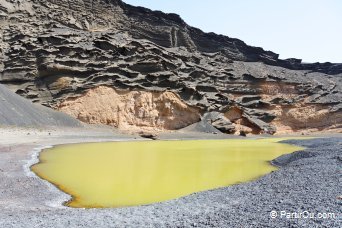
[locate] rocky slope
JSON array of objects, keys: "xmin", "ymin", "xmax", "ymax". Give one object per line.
[
  {"xmin": 0, "ymin": 83, "xmax": 81, "ymax": 127},
  {"xmin": 0, "ymin": 0, "xmax": 341, "ymax": 134}
]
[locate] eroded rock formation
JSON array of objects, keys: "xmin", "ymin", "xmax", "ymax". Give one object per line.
[
  {"xmin": 0, "ymin": 0, "xmax": 341, "ymax": 134},
  {"xmin": 57, "ymin": 86, "xmax": 200, "ymax": 132}
]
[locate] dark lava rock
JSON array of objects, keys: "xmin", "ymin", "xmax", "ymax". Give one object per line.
[
  {"xmin": 211, "ymin": 116, "xmax": 235, "ymax": 134},
  {"xmin": 139, "ymin": 132, "xmax": 158, "ymax": 140},
  {"xmin": 0, "ymin": 0, "xmax": 341, "ymax": 134}
]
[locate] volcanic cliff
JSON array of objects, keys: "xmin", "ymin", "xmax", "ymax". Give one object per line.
[{"xmin": 0, "ymin": 0, "xmax": 341, "ymax": 134}]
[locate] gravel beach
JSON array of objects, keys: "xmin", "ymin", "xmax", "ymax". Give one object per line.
[{"xmin": 0, "ymin": 128, "xmax": 340, "ymax": 227}]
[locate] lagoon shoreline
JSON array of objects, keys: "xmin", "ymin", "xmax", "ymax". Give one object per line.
[{"xmin": 0, "ymin": 127, "xmax": 340, "ymax": 227}]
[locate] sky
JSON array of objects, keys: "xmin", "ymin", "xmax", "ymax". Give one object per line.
[{"xmin": 124, "ymin": 0, "xmax": 341, "ymax": 63}]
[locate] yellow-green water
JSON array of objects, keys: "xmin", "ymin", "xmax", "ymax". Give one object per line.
[{"xmin": 31, "ymin": 138, "xmax": 306, "ymax": 208}]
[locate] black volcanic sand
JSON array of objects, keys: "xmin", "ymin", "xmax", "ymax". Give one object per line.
[
  {"xmin": 0, "ymin": 135, "xmax": 341, "ymax": 227},
  {"xmin": 0, "ymin": 84, "xmax": 82, "ymax": 128}
]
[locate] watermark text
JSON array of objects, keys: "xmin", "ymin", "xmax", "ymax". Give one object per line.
[{"xmin": 270, "ymin": 210, "xmax": 338, "ymax": 220}]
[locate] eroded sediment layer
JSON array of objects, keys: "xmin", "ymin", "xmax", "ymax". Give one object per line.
[
  {"xmin": 58, "ymin": 86, "xmax": 200, "ymax": 132},
  {"xmin": 0, "ymin": 0, "xmax": 341, "ymax": 134}
]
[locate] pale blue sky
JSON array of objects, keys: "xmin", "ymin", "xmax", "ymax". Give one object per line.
[{"xmin": 124, "ymin": 0, "xmax": 341, "ymax": 63}]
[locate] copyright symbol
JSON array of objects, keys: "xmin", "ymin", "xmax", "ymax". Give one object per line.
[{"xmin": 270, "ymin": 211, "xmax": 278, "ymax": 219}]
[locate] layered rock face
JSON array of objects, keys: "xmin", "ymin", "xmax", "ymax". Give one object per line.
[
  {"xmin": 0, "ymin": 0, "xmax": 341, "ymax": 134},
  {"xmin": 58, "ymin": 86, "xmax": 200, "ymax": 132}
]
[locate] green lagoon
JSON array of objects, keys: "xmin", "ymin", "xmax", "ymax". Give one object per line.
[{"xmin": 31, "ymin": 138, "xmax": 306, "ymax": 208}]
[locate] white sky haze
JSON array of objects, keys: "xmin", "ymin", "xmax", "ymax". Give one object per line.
[{"xmin": 124, "ymin": 0, "xmax": 341, "ymax": 63}]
